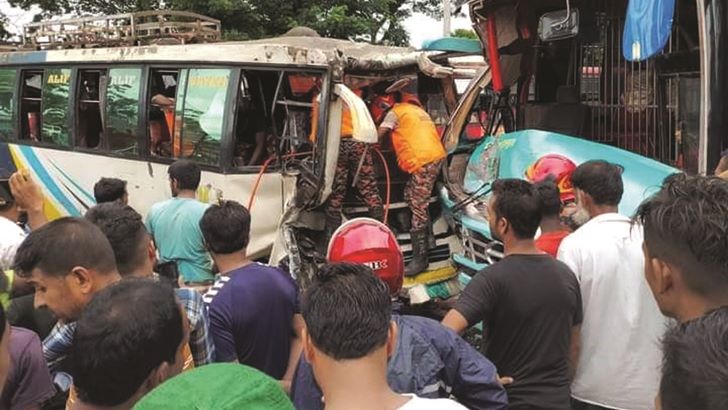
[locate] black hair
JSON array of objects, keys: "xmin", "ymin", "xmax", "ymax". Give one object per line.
[
  {"xmin": 491, "ymin": 179, "xmax": 542, "ymax": 239},
  {"xmin": 660, "ymin": 306, "xmax": 728, "ymax": 410},
  {"xmin": 93, "ymin": 178, "xmax": 127, "ymax": 204},
  {"xmin": 634, "ymin": 174, "xmax": 728, "ymax": 296},
  {"xmin": 13, "ymin": 217, "xmax": 117, "ymax": 279},
  {"xmin": 302, "ymin": 263, "xmax": 391, "ymax": 360},
  {"xmin": 571, "ymin": 160, "xmax": 624, "ymax": 206},
  {"xmin": 168, "ymin": 160, "xmax": 201, "ymax": 191},
  {"xmin": 85, "ymin": 203, "xmax": 149, "ymax": 277},
  {"xmin": 199, "ymin": 200, "xmax": 251, "ymax": 254},
  {"xmin": 72, "ymin": 279, "xmax": 183, "ymax": 407},
  {"xmin": 535, "ymin": 177, "xmax": 562, "ymax": 218}
]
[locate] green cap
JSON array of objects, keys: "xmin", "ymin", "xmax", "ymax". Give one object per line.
[{"xmin": 133, "ymin": 363, "xmax": 294, "ymax": 410}]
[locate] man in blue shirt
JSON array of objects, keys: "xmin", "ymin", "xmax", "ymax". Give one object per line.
[
  {"xmin": 201, "ymin": 201, "xmax": 302, "ymax": 383},
  {"xmin": 291, "ymin": 218, "xmax": 508, "ymax": 409},
  {"xmin": 146, "ymin": 160, "xmax": 212, "ymax": 284}
]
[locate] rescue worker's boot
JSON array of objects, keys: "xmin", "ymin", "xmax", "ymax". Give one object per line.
[
  {"xmin": 427, "ymin": 223, "xmax": 436, "ymax": 249},
  {"xmin": 370, "ymin": 206, "xmax": 385, "ymax": 223},
  {"xmin": 405, "ymin": 228, "xmax": 429, "ymax": 277}
]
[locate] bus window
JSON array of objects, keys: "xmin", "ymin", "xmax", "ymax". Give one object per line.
[
  {"xmin": 20, "ymin": 70, "xmax": 43, "ymax": 142},
  {"xmin": 179, "ymin": 68, "xmax": 230, "ymax": 166},
  {"xmin": 76, "ymin": 69, "xmax": 107, "ymax": 149},
  {"xmin": 272, "ymin": 72, "xmax": 320, "ymax": 156},
  {"xmin": 233, "ymin": 72, "xmax": 275, "ymax": 167},
  {"xmin": 42, "ymin": 68, "xmax": 72, "ymax": 146},
  {"xmin": 106, "ymin": 68, "xmax": 142, "ymax": 155},
  {"xmin": 148, "ymin": 69, "xmax": 179, "ymax": 157},
  {"xmin": 0, "ymin": 69, "xmax": 16, "ymax": 140}
]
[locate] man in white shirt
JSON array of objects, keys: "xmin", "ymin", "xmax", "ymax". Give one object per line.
[
  {"xmin": 558, "ymin": 160, "xmax": 665, "ymax": 410},
  {"xmin": 301, "ymin": 263, "xmax": 467, "ymax": 410},
  {"xmin": 633, "ymin": 174, "xmax": 728, "ymax": 410},
  {"xmin": 0, "ymin": 172, "xmax": 47, "ymax": 270}
]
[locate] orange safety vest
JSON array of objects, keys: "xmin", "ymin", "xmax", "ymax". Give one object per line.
[
  {"xmin": 309, "ymin": 94, "xmax": 355, "ymax": 142},
  {"xmin": 389, "ymin": 103, "xmax": 446, "ymax": 174}
]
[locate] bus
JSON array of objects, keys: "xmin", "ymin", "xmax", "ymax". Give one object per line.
[
  {"xmin": 0, "ymin": 12, "xmax": 471, "ymax": 284},
  {"xmin": 441, "ymin": 0, "xmax": 726, "ymax": 274}
]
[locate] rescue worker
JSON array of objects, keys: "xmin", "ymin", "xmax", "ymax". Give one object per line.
[
  {"xmin": 372, "ymin": 91, "xmax": 446, "ymax": 276},
  {"xmin": 290, "ymin": 218, "xmax": 508, "ymax": 409},
  {"xmin": 309, "ymin": 88, "xmax": 384, "ymax": 237}
]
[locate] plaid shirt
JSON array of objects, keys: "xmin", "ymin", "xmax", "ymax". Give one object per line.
[{"xmin": 43, "ymin": 287, "xmax": 214, "ymax": 370}]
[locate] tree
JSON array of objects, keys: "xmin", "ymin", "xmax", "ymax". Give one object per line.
[
  {"xmin": 8, "ymin": 0, "xmax": 451, "ymax": 46},
  {"xmin": 451, "ymin": 28, "xmax": 478, "ymax": 40}
]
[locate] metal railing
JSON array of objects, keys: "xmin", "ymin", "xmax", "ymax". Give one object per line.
[{"xmin": 22, "ymin": 10, "xmax": 221, "ymax": 49}]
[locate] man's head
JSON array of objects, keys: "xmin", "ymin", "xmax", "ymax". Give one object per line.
[
  {"xmin": 571, "ymin": 160, "xmax": 624, "ymax": 218},
  {"xmin": 85, "ymin": 203, "xmax": 155, "ymax": 278},
  {"xmin": 93, "ymin": 177, "xmax": 128, "ymax": 205},
  {"xmin": 535, "ymin": 178, "xmax": 562, "ymax": 221},
  {"xmin": 634, "ymin": 174, "xmax": 728, "ymax": 320},
  {"xmin": 199, "ymin": 200, "xmax": 251, "ymax": 257},
  {"xmin": 72, "ymin": 279, "xmax": 188, "ymax": 408},
  {"xmin": 13, "ymin": 217, "xmax": 119, "ymax": 322},
  {"xmin": 487, "ymin": 179, "xmax": 541, "ymax": 243},
  {"xmin": 658, "ymin": 307, "xmax": 728, "ymax": 410},
  {"xmin": 168, "ymin": 160, "xmax": 201, "ymax": 196},
  {"xmin": 301, "ymin": 263, "xmax": 396, "ymax": 384}
]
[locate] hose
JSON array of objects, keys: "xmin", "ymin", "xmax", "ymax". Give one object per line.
[
  {"xmin": 248, "ymin": 148, "xmax": 391, "ymax": 226},
  {"xmin": 247, "ymin": 151, "xmax": 312, "ymax": 211},
  {"xmin": 372, "ymin": 147, "xmax": 392, "ymax": 224}
]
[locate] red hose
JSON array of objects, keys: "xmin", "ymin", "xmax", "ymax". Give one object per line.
[
  {"xmin": 486, "ymin": 11, "xmax": 504, "ymax": 93},
  {"xmin": 248, "ymin": 148, "xmax": 391, "ymax": 226},
  {"xmin": 373, "ymin": 147, "xmax": 391, "ymax": 224},
  {"xmin": 247, "ymin": 152, "xmax": 312, "ymax": 211}
]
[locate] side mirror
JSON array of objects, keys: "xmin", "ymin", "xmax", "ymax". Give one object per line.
[{"xmin": 538, "ymin": 8, "xmax": 580, "ymax": 42}]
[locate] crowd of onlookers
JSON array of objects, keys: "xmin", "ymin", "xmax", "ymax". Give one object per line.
[{"xmin": 0, "ymin": 152, "xmax": 726, "ymax": 409}]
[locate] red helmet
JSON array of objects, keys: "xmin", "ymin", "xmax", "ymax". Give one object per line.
[
  {"xmin": 327, "ymin": 218, "xmax": 404, "ymax": 295},
  {"xmin": 370, "ymin": 94, "xmax": 395, "ymax": 124},
  {"xmin": 525, "ymin": 154, "xmax": 577, "ymax": 202}
]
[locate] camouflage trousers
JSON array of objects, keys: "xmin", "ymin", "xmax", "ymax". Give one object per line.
[
  {"xmin": 326, "ymin": 139, "xmax": 383, "ymax": 221},
  {"xmin": 405, "ymin": 159, "xmax": 443, "ymax": 231}
]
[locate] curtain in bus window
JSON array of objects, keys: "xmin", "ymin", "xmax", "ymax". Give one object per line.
[
  {"xmin": 42, "ymin": 68, "xmax": 72, "ymax": 146},
  {"xmin": 106, "ymin": 68, "xmax": 142, "ymax": 155},
  {"xmin": 0, "ymin": 69, "xmax": 16, "ymax": 140},
  {"xmin": 180, "ymin": 68, "xmax": 230, "ymax": 165}
]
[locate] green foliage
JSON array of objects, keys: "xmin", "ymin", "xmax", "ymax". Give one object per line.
[{"xmin": 451, "ymin": 28, "xmax": 478, "ymax": 40}]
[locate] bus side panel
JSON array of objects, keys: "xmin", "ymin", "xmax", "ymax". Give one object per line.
[{"xmin": 1, "ymin": 143, "xmax": 284, "ymax": 259}]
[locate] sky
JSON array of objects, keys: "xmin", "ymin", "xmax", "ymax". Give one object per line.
[{"xmin": 0, "ymin": 1, "xmax": 474, "ymax": 48}]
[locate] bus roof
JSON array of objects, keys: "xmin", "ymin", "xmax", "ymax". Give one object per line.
[{"xmin": 0, "ymin": 35, "xmax": 430, "ymax": 73}]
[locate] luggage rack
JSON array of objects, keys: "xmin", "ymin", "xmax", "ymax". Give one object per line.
[{"xmin": 22, "ymin": 10, "xmax": 221, "ymax": 50}]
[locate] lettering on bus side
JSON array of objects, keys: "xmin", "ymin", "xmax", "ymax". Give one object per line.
[
  {"xmin": 188, "ymin": 76, "xmax": 227, "ymax": 88},
  {"xmin": 47, "ymin": 73, "xmax": 70, "ymax": 85},
  {"xmin": 109, "ymin": 75, "xmax": 137, "ymax": 86}
]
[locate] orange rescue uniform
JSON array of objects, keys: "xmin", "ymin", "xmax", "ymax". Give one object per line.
[{"xmin": 388, "ymin": 103, "xmax": 446, "ymax": 174}]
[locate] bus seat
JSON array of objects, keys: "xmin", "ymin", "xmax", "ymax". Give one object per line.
[{"xmin": 523, "ymin": 86, "xmax": 590, "ymax": 138}]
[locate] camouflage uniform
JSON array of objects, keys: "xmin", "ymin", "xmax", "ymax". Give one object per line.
[
  {"xmin": 326, "ymin": 139, "xmax": 383, "ymax": 224},
  {"xmin": 405, "ymin": 159, "xmax": 443, "ymax": 231}
]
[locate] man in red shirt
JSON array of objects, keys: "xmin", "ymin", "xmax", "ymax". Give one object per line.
[{"xmin": 535, "ymin": 179, "xmax": 570, "ymax": 257}]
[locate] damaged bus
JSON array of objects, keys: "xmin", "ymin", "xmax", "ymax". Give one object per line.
[
  {"xmin": 0, "ymin": 11, "xmax": 476, "ymax": 288},
  {"xmin": 441, "ymin": 0, "xmax": 727, "ymax": 274}
]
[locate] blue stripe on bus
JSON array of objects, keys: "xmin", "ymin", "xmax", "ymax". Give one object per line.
[
  {"xmin": 18, "ymin": 145, "xmax": 81, "ymax": 216},
  {"xmin": 49, "ymin": 161, "xmax": 96, "ymax": 205}
]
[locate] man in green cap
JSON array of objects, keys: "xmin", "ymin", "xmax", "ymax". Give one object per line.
[{"xmin": 134, "ymin": 363, "xmax": 294, "ymax": 410}]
